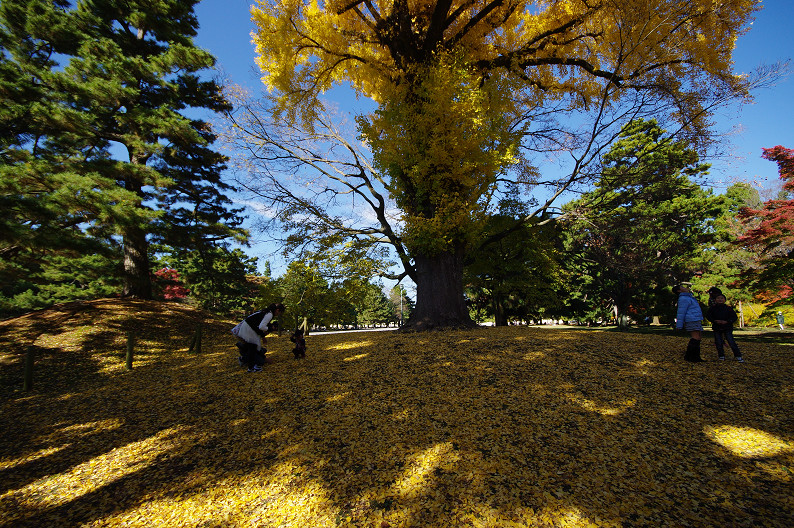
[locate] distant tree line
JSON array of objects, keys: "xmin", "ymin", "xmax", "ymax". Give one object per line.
[{"xmin": 152, "ymin": 255, "xmax": 414, "ymax": 332}]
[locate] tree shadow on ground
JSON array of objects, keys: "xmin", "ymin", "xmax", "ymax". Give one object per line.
[
  {"xmin": 608, "ymin": 324, "xmax": 793, "ymax": 346},
  {"xmin": 0, "ymin": 301, "xmax": 231, "ymax": 502},
  {"xmin": 0, "ymin": 316, "xmax": 792, "ymax": 527}
]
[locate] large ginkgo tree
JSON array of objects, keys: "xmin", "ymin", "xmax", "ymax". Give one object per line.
[{"xmin": 245, "ymin": 0, "xmax": 760, "ymax": 330}]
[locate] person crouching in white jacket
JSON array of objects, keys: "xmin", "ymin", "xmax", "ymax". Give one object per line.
[{"xmin": 231, "ymin": 303, "xmax": 285, "ymax": 372}]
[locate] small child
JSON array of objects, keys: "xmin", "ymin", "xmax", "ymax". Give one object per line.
[
  {"xmin": 706, "ymin": 286, "xmax": 723, "ymax": 308},
  {"xmin": 290, "ymin": 328, "xmax": 306, "ymax": 359},
  {"xmin": 705, "ymin": 294, "xmax": 744, "ymax": 362},
  {"xmin": 674, "ymin": 284, "xmax": 704, "ymax": 362}
]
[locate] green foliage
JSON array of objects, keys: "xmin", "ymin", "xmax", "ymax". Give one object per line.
[
  {"xmin": 356, "ymin": 283, "xmax": 395, "ymax": 327},
  {"xmin": 0, "ymin": 239, "xmax": 122, "ymax": 317},
  {"xmin": 263, "ymin": 260, "xmax": 407, "ymax": 330},
  {"xmin": 254, "ymin": 275, "xmax": 283, "ymax": 313},
  {"xmin": 0, "ymin": 0, "xmax": 244, "ymax": 304},
  {"xmin": 560, "ymin": 119, "xmax": 722, "ymax": 325},
  {"xmin": 162, "ymin": 247, "xmax": 258, "ymax": 314},
  {"xmin": 305, "ymin": 240, "xmax": 390, "ymax": 310},
  {"xmin": 279, "ymin": 261, "xmax": 332, "ymax": 329},
  {"xmin": 388, "ymin": 285, "xmax": 415, "ymax": 326},
  {"xmin": 691, "ymin": 182, "xmax": 761, "ymax": 303},
  {"xmin": 325, "ymin": 287, "xmax": 359, "ymax": 328},
  {"xmin": 0, "ymin": 0, "xmax": 124, "ymax": 311},
  {"xmin": 153, "ymin": 128, "xmax": 247, "ymax": 249},
  {"xmin": 464, "ymin": 199, "xmax": 561, "ymax": 325}
]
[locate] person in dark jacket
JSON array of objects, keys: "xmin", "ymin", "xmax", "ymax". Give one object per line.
[
  {"xmin": 674, "ymin": 284, "xmax": 704, "ymax": 362},
  {"xmin": 231, "ymin": 303, "xmax": 285, "ymax": 372},
  {"xmin": 706, "ymin": 294, "xmax": 743, "ymax": 362}
]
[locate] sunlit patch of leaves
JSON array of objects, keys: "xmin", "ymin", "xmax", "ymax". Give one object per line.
[{"xmin": 0, "ymin": 300, "xmax": 792, "ymax": 527}]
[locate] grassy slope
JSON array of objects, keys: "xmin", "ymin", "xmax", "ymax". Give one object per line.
[{"xmin": 0, "ymin": 300, "xmax": 792, "ymax": 527}]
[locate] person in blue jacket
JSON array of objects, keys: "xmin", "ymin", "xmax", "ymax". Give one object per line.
[{"xmin": 673, "ymin": 284, "xmax": 704, "ymax": 362}]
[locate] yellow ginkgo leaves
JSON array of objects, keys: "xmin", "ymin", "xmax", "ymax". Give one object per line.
[{"xmin": 1, "ymin": 300, "xmax": 792, "ymax": 527}]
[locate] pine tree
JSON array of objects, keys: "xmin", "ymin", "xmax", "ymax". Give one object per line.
[
  {"xmin": 0, "ymin": 0, "xmax": 123, "ymax": 313},
  {"xmin": 68, "ymin": 0, "xmax": 240, "ymax": 297},
  {"xmin": 356, "ymin": 283, "xmax": 394, "ymax": 327},
  {"xmin": 561, "ymin": 119, "xmax": 723, "ymax": 326},
  {"xmin": 166, "ymin": 246, "xmax": 257, "ymax": 313},
  {"xmin": 0, "ymin": 0, "xmax": 244, "ymax": 305}
]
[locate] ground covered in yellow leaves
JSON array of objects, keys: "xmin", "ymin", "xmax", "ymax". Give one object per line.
[{"xmin": 1, "ymin": 300, "xmax": 792, "ymax": 527}]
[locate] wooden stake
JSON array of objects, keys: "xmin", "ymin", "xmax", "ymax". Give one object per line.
[
  {"xmin": 739, "ymin": 300, "xmax": 744, "ymax": 328},
  {"xmin": 126, "ymin": 331, "xmax": 134, "ymax": 370},
  {"xmin": 194, "ymin": 324, "xmax": 202, "ymax": 354},
  {"xmin": 23, "ymin": 346, "xmax": 34, "ymax": 391},
  {"xmin": 189, "ymin": 324, "xmax": 202, "ymax": 353}
]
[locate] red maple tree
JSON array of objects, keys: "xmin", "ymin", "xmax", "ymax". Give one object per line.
[
  {"xmin": 152, "ymin": 268, "xmax": 190, "ymax": 301},
  {"xmin": 738, "ymin": 146, "xmax": 794, "ymax": 303}
]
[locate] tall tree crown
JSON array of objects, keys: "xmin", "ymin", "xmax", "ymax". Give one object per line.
[
  {"xmin": 0, "ymin": 0, "xmax": 245, "ymax": 306},
  {"xmin": 253, "ymin": 0, "xmax": 757, "ymax": 121},
  {"xmin": 251, "ymin": 0, "xmax": 758, "ymax": 258}
]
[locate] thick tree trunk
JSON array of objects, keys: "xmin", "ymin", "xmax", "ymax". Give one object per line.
[
  {"xmin": 494, "ymin": 293, "xmax": 507, "ymax": 326},
  {"xmin": 403, "ymin": 248, "xmax": 474, "ymax": 331},
  {"xmin": 122, "ymin": 224, "xmax": 152, "ymax": 299},
  {"xmin": 614, "ymin": 301, "xmax": 631, "ymax": 331},
  {"xmin": 121, "ymin": 157, "xmax": 152, "ymax": 299}
]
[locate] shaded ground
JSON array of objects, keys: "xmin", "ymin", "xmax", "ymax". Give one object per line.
[
  {"xmin": 611, "ymin": 324, "xmax": 794, "ymax": 345},
  {"xmin": 1, "ymin": 300, "xmax": 792, "ymax": 527}
]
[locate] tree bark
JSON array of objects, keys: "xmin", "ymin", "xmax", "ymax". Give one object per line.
[
  {"xmin": 494, "ymin": 293, "xmax": 507, "ymax": 326},
  {"xmin": 403, "ymin": 247, "xmax": 475, "ymax": 331},
  {"xmin": 122, "ymin": 224, "xmax": 152, "ymax": 298},
  {"xmin": 121, "ymin": 153, "xmax": 152, "ymax": 299}
]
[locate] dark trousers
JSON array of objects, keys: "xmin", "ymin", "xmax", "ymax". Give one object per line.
[
  {"xmin": 238, "ymin": 342, "xmax": 265, "ymax": 367},
  {"xmin": 714, "ymin": 328, "xmax": 741, "ymax": 358}
]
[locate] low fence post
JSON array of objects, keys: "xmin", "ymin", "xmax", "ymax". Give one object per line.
[
  {"xmin": 188, "ymin": 324, "xmax": 202, "ymax": 353},
  {"xmin": 23, "ymin": 345, "xmax": 34, "ymax": 391},
  {"xmin": 126, "ymin": 331, "xmax": 134, "ymax": 370}
]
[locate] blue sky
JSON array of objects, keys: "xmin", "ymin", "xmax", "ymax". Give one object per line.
[{"xmin": 193, "ymin": 0, "xmax": 793, "ymax": 277}]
